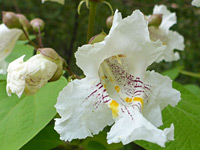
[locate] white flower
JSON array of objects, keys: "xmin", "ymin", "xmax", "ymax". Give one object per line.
[
  {"xmin": 149, "ymin": 5, "xmax": 185, "ymax": 62},
  {"xmin": 55, "ymin": 10, "xmax": 181, "ymax": 147},
  {"xmin": 42, "ymin": 0, "xmax": 64, "ymax": 5},
  {"xmin": 6, "ymin": 54, "xmax": 57, "ymax": 98},
  {"xmin": 192, "ymin": 0, "xmax": 200, "ymax": 7},
  {"xmin": 0, "ymin": 24, "xmax": 22, "ymax": 74}
]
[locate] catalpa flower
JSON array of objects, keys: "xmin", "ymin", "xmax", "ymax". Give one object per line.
[
  {"xmin": 6, "ymin": 53, "xmax": 58, "ymax": 98},
  {"xmin": 55, "ymin": 10, "xmax": 181, "ymax": 147},
  {"xmin": 0, "ymin": 24, "xmax": 22, "ymax": 74},
  {"xmin": 42, "ymin": 0, "xmax": 64, "ymax": 5},
  {"xmin": 148, "ymin": 5, "xmax": 185, "ymax": 62},
  {"xmin": 192, "ymin": 0, "xmax": 200, "ymax": 7}
]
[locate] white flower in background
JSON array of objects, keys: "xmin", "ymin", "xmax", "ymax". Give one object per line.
[
  {"xmin": 6, "ymin": 54, "xmax": 57, "ymax": 98},
  {"xmin": 148, "ymin": 5, "xmax": 185, "ymax": 62},
  {"xmin": 42, "ymin": 0, "xmax": 64, "ymax": 5},
  {"xmin": 0, "ymin": 24, "xmax": 22, "ymax": 74},
  {"xmin": 55, "ymin": 10, "xmax": 181, "ymax": 147},
  {"xmin": 192, "ymin": 0, "xmax": 200, "ymax": 7}
]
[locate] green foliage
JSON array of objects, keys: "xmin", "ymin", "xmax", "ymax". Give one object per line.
[
  {"xmin": 80, "ymin": 131, "xmax": 123, "ymax": 150},
  {"xmin": 162, "ymin": 67, "xmax": 182, "ymax": 80},
  {"xmin": 135, "ymin": 82, "xmax": 200, "ymax": 150},
  {"xmin": 0, "ymin": 77, "xmax": 67, "ymax": 150},
  {"xmin": 21, "ymin": 125, "xmax": 66, "ymax": 150}
]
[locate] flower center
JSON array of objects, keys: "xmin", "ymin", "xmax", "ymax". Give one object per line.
[{"xmin": 98, "ymin": 56, "xmax": 151, "ymax": 115}]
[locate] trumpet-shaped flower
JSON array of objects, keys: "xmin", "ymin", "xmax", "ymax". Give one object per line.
[
  {"xmin": 42, "ymin": 0, "xmax": 64, "ymax": 5},
  {"xmin": 6, "ymin": 54, "xmax": 57, "ymax": 98},
  {"xmin": 55, "ymin": 10, "xmax": 181, "ymax": 147},
  {"xmin": 148, "ymin": 5, "xmax": 185, "ymax": 62},
  {"xmin": 0, "ymin": 24, "xmax": 22, "ymax": 74},
  {"xmin": 192, "ymin": 0, "xmax": 200, "ymax": 7}
]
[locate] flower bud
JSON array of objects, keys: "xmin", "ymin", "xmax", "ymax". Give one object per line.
[
  {"xmin": 2, "ymin": 11, "xmax": 22, "ymax": 29},
  {"xmin": 37, "ymin": 48, "xmax": 66, "ymax": 81},
  {"xmin": 148, "ymin": 14, "xmax": 163, "ymax": 27},
  {"xmin": 30, "ymin": 18, "xmax": 45, "ymax": 32},
  {"xmin": 16, "ymin": 14, "xmax": 31, "ymax": 30},
  {"xmin": 106, "ymin": 15, "xmax": 113, "ymax": 29},
  {"xmin": 88, "ymin": 31, "xmax": 107, "ymax": 44},
  {"xmin": 6, "ymin": 54, "xmax": 58, "ymax": 98}
]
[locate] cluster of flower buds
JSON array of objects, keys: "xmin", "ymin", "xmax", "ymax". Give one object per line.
[{"xmin": 2, "ymin": 11, "xmax": 45, "ymax": 34}]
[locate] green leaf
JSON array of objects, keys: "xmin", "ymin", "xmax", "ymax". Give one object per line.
[
  {"xmin": 0, "ymin": 77, "xmax": 67, "ymax": 150},
  {"xmin": 86, "ymin": 141, "xmax": 108, "ymax": 150},
  {"xmin": 135, "ymin": 82, "xmax": 200, "ymax": 150},
  {"xmin": 81, "ymin": 131, "xmax": 123, "ymax": 150},
  {"xmin": 20, "ymin": 125, "xmax": 65, "ymax": 150},
  {"xmin": 162, "ymin": 67, "xmax": 182, "ymax": 80},
  {"xmin": 184, "ymin": 84, "xmax": 200, "ymax": 98},
  {"xmin": 6, "ymin": 41, "xmax": 34, "ymax": 62}
]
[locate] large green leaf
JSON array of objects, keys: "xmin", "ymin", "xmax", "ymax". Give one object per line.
[
  {"xmin": 184, "ymin": 84, "xmax": 200, "ymax": 98},
  {"xmin": 6, "ymin": 41, "xmax": 34, "ymax": 62},
  {"xmin": 20, "ymin": 125, "xmax": 65, "ymax": 150},
  {"xmin": 135, "ymin": 82, "xmax": 200, "ymax": 150},
  {"xmin": 0, "ymin": 77, "xmax": 67, "ymax": 150}
]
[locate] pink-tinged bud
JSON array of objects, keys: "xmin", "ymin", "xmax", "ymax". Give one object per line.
[
  {"xmin": 88, "ymin": 31, "xmax": 107, "ymax": 44},
  {"xmin": 2, "ymin": 11, "xmax": 22, "ymax": 29},
  {"xmin": 171, "ymin": 3, "xmax": 178, "ymax": 9},
  {"xmin": 148, "ymin": 14, "xmax": 163, "ymax": 27},
  {"xmin": 30, "ymin": 18, "xmax": 45, "ymax": 32},
  {"xmin": 16, "ymin": 14, "xmax": 31, "ymax": 30},
  {"xmin": 106, "ymin": 15, "xmax": 113, "ymax": 29}
]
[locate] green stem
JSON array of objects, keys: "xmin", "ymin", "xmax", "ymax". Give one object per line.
[
  {"xmin": 87, "ymin": 1, "xmax": 97, "ymax": 42},
  {"xmin": 180, "ymin": 70, "xmax": 200, "ymax": 78},
  {"xmin": 22, "ymin": 28, "xmax": 38, "ymax": 49}
]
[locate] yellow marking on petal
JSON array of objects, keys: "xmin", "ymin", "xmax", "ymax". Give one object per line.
[
  {"xmin": 102, "ymin": 76, "xmax": 105, "ymax": 79},
  {"xmin": 110, "ymin": 100, "xmax": 119, "ymax": 118},
  {"xmin": 125, "ymin": 97, "xmax": 132, "ymax": 103},
  {"xmin": 4, "ymin": 49, "xmax": 9, "ymax": 54},
  {"xmin": 163, "ymin": 42, "xmax": 167, "ymax": 45},
  {"xmin": 133, "ymin": 97, "xmax": 144, "ymax": 108},
  {"xmin": 115, "ymin": 85, "xmax": 120, "ymax": 93},
  {"xmin": 104, "ymin": 84, "xmax": 106, "ymax": 89},
  {"xmin": 109, "ymin": 76, "xmax": 113, "ymax": 82}
]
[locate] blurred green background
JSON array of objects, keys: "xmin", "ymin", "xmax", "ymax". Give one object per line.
[{"xmin": 0, "ymin": 0, "xmax": 199, "ymax": 149}]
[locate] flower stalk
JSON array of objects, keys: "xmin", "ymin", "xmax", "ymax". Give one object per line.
[
  {"xmin": 87, "ymin": 1, "xmax": 98, "ymax": 42},
  {"xmin": 22, "ymin": 28, "xmax": 38, "ymax": 48},
  {"xmin": 180, "ymin": 70, "xmax": 200, "ymax": 78}
]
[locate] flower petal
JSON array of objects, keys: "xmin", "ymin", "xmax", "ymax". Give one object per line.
[
  {"xmin": 55, "ymin": 78, "xmax": 114, "ymax": 141},
  {"xmin": 192, "ymin": 0, "xmax": 200, "ymax": 7},
  {"xmin": 142, "ymin": 70, "xmax": 180, "ymax": 127},
  {"xmin": 6, "ymin": 55, "xmax": 26, "ymax": 97},
  {"xmin": 76, "ymin": 10, "xmax": 165, "ymax": 79},
  {"xmin": 0, "ymin": 24, "xmax": 22, "ymax": 61},
  {"xmin": 153, "ymin": 5, "xmax": 176, "ymax": 32},
  {"xmin": 0, "ymin": 60, "xmax": 8, "ymax": 75},
  {"xmin": 149, "ymin": 27, "xmax": 185, "ymax": 62},
  {"xmin": 107, "ymin": 105, "xmax": 174, "ymax": 147}
]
